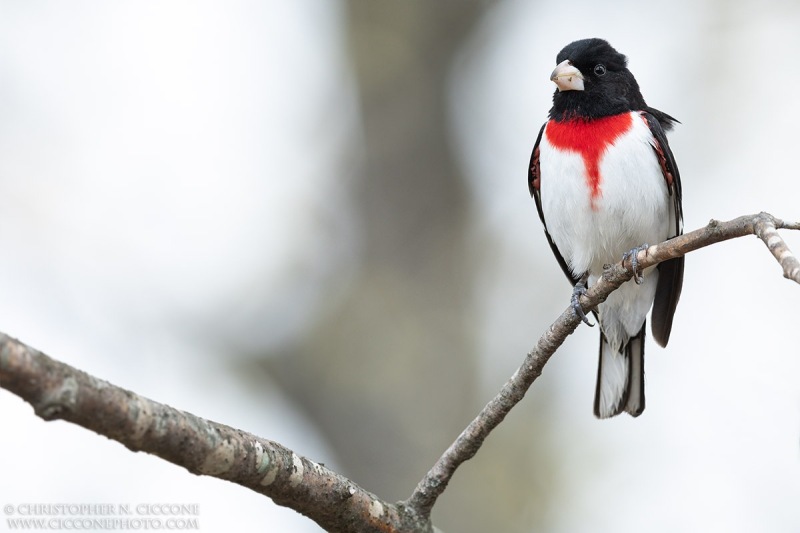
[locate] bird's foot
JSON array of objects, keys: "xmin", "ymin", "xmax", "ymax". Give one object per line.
[
  {"xmin": 571, "ymin": 279, "xmax": 594, "ymax": 327},
  {"xmin": 622, "ymin": 243, "xmax": 649, "ymax": 285}
]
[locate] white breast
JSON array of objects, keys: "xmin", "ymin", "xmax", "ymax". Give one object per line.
[{"xmin": 538, "ymin": 112, "xmax": 671, "ymax": 279}]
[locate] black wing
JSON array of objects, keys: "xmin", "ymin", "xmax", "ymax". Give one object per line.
[
  {"xmin": 644, "ymin": 106, "xmax": 680, "ymax": 133},
  {"xmin": 529, "ymin": 122, "xmax": 580, "ymax": 287},
  {"xmin": 642, "ymin": 109, "xmax": 684, "ymax": 347}
]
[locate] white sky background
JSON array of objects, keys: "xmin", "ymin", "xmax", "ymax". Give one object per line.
[
  {"xmin": 0, "ymin": 1, "xmax": 353, "ymax": 531},
  {"xmin": 1, "ymin": 0, "xmax": 800, "ymax": 532}
]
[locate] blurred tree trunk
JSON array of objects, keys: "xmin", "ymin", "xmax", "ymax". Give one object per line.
[
  {"xmin": 271, "ymin": 0, "xmax": 482, "ymax": 500},
  {"xmin": 265, "ymin": 2, "xmax": 555, "ymax": 532}
]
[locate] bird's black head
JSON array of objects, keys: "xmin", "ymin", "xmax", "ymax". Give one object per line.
[{"xmin": 549, "ymin": 38, "xmax": 646, "ymax": 121}]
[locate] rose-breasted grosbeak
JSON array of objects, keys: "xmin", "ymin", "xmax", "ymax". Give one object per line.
[{"xmin": 528, "ymin": 38, "xmax": 684, "ymax": 418}]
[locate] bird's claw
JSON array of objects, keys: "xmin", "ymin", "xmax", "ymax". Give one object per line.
[
  {"xmin": 622, "ymin": 243, "xmax": 649, "ymax": 285},
  {"xmin": 571, "ymin": 280, "xmax": 594, "ymax": 327}
]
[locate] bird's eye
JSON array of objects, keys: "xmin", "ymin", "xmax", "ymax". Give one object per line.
[{"xmin": 593, "ymin": 64, "xmax": 607, "ymax": 76}]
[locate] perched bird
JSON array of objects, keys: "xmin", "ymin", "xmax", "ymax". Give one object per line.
[{"xmin": 528, "ymin": 38, "xmax": 684, "ymax": 418}]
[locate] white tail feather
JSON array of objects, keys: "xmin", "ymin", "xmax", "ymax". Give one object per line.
[
  {"xmin": 595, "ymin": 337, "xmax": 629, "ymax": 418},
  {"xmin": 594, "ymin": 327, "xmax": 646, "ymax": 418}
]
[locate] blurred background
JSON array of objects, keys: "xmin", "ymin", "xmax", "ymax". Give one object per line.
[{"xmin": 1, "ymin": 0, "xmax": 800, "ymax": 531}]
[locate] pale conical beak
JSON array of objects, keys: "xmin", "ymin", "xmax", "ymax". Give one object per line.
[{"xmin": 550, "ymin": 60, "xmax": 584, "ymax": 92}]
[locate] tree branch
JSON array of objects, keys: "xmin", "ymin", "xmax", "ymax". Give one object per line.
[
  {"xmin": 406, "ymin": 212, "xmax": 800, "ymax": 515},
  {"xmin": 0, "ymin": 336, "xmax": 425, "ymax": 533},
  {"xmin": 1, "ymin": 212, "xmax": 798, "ymax": 531}
]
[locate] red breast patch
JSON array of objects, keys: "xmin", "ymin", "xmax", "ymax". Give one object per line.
[{"xmin": 544, "ymin": 113, "xmax": 634, "ymax": 204}]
